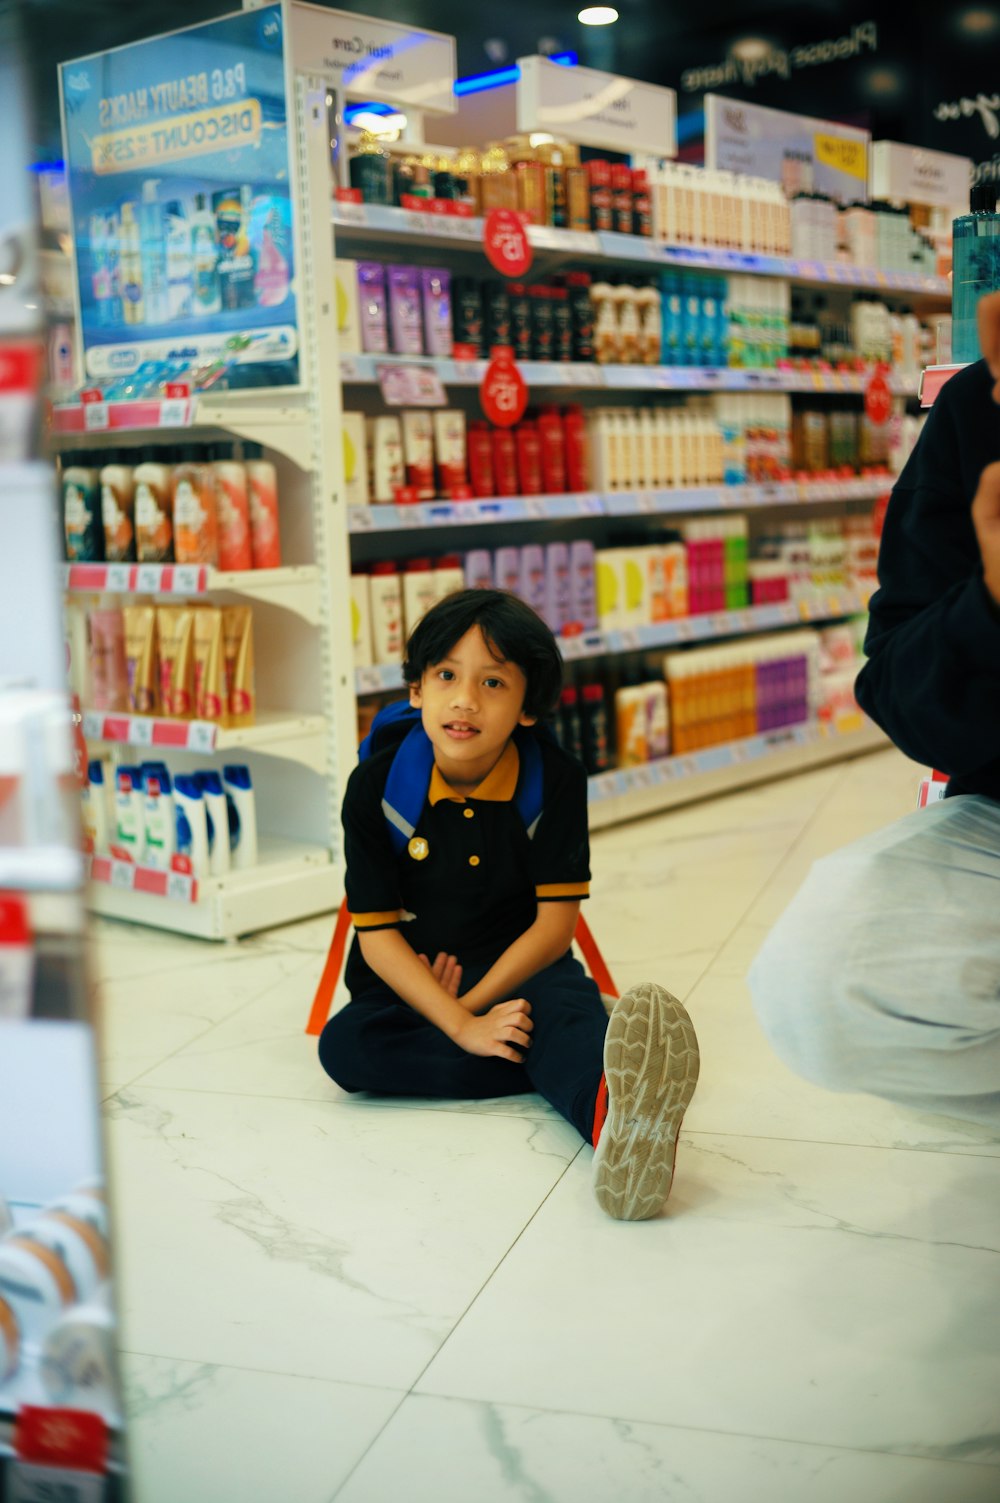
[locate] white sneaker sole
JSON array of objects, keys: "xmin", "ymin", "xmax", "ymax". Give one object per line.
[{"xmin": 593, "ymin": 982, "xmax": 700, "ymax": 1222}]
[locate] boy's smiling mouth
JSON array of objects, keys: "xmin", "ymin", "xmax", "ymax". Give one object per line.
[{"xmin": 443, "ymin": 721, "xmax": 480, "ymax": 740}]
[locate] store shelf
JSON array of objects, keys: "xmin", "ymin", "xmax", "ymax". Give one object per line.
[
  {"xmin": 347, "ymin": 476, "xmax": 889, "ymax": 533},
  {"xmin": 339, "ymin": 353, "xmax": 919, "ymax": 397},
  {"xmin": 61, "ymin": 564, "xmax": 322, "ymax": 624},
  {"xmin": 355, "ymin": 590, "xmax": 866, "ymax": 695},
  {"xmin": 49, "ymin": 390, "xmax": 313, "ymax": 468},
  {"xmin": 81, "ymin": 708, "xmax": 328, "ymax": 772},
  {"xmin": 587, "ymin": 715, "xmax": 888, "ymax": 829},
  {"xmin": 0, "ymin": 845, "xmax": 84, "ymax": 893},
  {"xmin": 918, "ymin": 364, "xmax": 967, "ymax": 408},
  {"xmin": 331, "ymin": 204, "xmax": 950, "ymax": 299},
  {"xmin": 85, "ymin": 839, "xmax": 339, "ymax": 940}
]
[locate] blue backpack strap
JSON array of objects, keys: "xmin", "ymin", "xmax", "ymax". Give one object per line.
[
  {"xmin": 381, "ymin": 723, "xmax": 435, "ymax": 854},
  {"xmin": 359, "ymin": 699, "xmax": 421, "ymax": 761},
  {"xmin": 513, "ymin": 726, "xmax": 544, "ymax": 838}
]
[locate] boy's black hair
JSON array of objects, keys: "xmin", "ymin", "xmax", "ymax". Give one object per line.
[{"xmin": 403, "ymin": 589, "xmax": 563, "ymax": 720}]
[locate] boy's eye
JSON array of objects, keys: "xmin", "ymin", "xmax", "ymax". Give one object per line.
[
  {"xmin": 437, "ymin": 669, "xmax": 455, "ymax": 682},
  {"xmin": 484, "ymin": 678, "xmax": 504, "ymax": 689}
]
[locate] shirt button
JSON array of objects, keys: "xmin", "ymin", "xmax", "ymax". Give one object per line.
[
  {"xmin": 463, "ymin": 808, "xmax": 475, "ymax": 819},
  {"xmin": 469, "ymin": 855, "xmax": 480, "ymax": 867}
]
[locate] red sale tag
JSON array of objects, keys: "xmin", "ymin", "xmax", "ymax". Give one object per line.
[
  {"xmin": 14, "ymin": 1407, "xmax": 108, "ymax": 1474},
  {"xmin": 483, "ymin": 209, "xmax": 533, "ymax": 279},
  {"xmin": 0, "ymin": 342, "xmax": 44, "ymax": 394},
  {"xmin": 864, "ymin": 366, "xmax": 892, "ymax": 427},
  {"xmin": 480, "ymin": 351, "xmax": 528, "ymax": 427}
]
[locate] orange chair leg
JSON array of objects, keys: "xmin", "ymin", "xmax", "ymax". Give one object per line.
[
  {"xmin": 306, "ymin": 904, "xmax": 353, "ymax": 1036},
  {"xmin": 574, "ymin": 912, "xmax": 618, "ymax": 1000}
]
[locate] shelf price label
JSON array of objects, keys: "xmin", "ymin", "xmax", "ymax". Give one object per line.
[
  {"xmin": 83, "ymin": 401, "xmax": 109, "ymax": 432},
  {"xmin": 187, "ymin": 721, "xmax": 217, "ymax": 753},
  {"xmin": 377, "ymin": 363, "xmax": 447, "ymax": 408},
  {"xmin": 129, "ymin": 716, "xmax": 153, "ymax": 747},
  {"xmin": 160, "ymin": 397, "xmax": 189, "ymax": 426},
  {"xmin": 483, "ymin": 209, "xmax": 533, "ymax": 279}
]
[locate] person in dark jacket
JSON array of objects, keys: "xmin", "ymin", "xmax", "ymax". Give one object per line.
[{"xmin": 748, "ymin": 294, "xmax": 1000, "ymax": 1129}]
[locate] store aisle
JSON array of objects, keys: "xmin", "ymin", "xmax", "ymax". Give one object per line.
[{"xmin": 92, "ymin": 747, "xmax": 1000, "ymax": 1503}]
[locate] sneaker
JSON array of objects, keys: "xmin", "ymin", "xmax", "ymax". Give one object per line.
[{"xmin": 592, "ymin": 982, "xmax": 700, "ymax": 1221}]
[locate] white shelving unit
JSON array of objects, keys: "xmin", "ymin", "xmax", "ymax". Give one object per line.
[{"xmin": 332, "ymin": 181, "xmax": 933, "ymax": 826}]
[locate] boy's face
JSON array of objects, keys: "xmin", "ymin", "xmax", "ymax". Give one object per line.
[{"xmin": 409, "ymin": 625, "xmax": 536, "ymax": 789}]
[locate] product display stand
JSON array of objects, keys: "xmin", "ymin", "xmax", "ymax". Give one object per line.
[{"xmin": 54, "ymin": 9, "xmax": 360, "ymax": 941}]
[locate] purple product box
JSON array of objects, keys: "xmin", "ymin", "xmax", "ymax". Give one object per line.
[
  {"xmin": 544, "ymin": 542, "xmax": 571, "ymax": 635},
  {"xmin": 519, "ymin": 544, "xmax": 547, "ymax": 618},
  {"xmin": 493, "ymin": 545, "xmax": 521, "ymax": 594},
  {"xmin": 357, "ymin": 262, "xmax": 389, "ymax": 354},
  {"xmin": 464, "ymin": 549, "xmax": 493, "ymax": 590},
  {"xmin": 421, "ymin": 268, "xmax": 453, "ymax": 358},
  {"xmin": 388, "ymin": 265, "xmax": 424, "ymax": 356}
]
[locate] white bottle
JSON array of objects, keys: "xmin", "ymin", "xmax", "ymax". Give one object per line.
[
  {"xmin": 646, "ymin": 680, "xmax": 670, "ymax": 760},
  {"xmin": 369, "ymin": 562, "xmax": 404, "ymax": 663},
  {"xmin": 191, "ymin": 192, "xmax": 221, "ymax": 315},
  {"xmin": 194, "ymin": 770, "xmax": 231, "ymax": 877},
  {"xmin": 638, "ymin": 409, "xmax": 658, "ymax": 490},
  {"xmin": 81, "ymin": 760, "xmax": 110, "ymax": 856},
  {"xmin": 141, "ymin": 762, "xmax": 176, "ymax": 872},
  {"xmin": 223, "ymin": 765, "xmax": 258, "ymax": 871},
  {"xmin": 432, "ymin": 555, "xmax": 466, "ymax": 606},
  {"xmin": 164, "ymin": 199, "xmax": 194, "ymax": 320},
  {"xmin": 173, "ymin": 775, "xmax": 210, "ymax": 879},
  {"xmin": 351, "ymin": 572, "xmax": 373, "ymax": 667},
  {"xmin": 367, "ymin": 416, "xmax": 405, "ymax": 503},
  {"xmin": 114, "ymin": 766, "xmax": 146, "ymax": 862}
]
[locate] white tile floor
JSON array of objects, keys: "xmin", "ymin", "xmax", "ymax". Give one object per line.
[{"xmin": 92, "ymin": 747, "xmax": 1000, "ymax": 1503}]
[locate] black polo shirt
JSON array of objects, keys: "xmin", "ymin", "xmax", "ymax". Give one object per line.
[{"xmin": 342, "ymin": 735, "xmax": 591, "ymax": 997}]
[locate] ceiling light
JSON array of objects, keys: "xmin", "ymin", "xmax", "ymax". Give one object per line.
[
  {"xmin": 578, "ymin": 7, "xmax": 619, "ymax": 25},
  {"xmin": 350, "ymin": 111, "xmax": 407, "ymax": 137},
  {"xmin": 958, "ymin": 9, "xmax": 999, "ymax": 32}
]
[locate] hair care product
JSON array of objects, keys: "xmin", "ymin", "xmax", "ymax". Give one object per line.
[
  {"xmin": 211, "ymin": 444, "xmax": 253, "ymax": 570},
  {"xmin": 493, "ymin": 545, "xmax": 521, "ymax": 593},
  {"xmin": 388, "ymin": 265, "xmax": 424, "ymax": 355},
  {"xmin": 192, "ymin": 606, "xmax": 226, "ymax": 722},
  {"xmin": 519, "ymin": 543, "xmax": 547, "ymax": 616},
  {"xmin": 193, "ymin": 770, "xmax": 230, "ymax": 876},
  {"xmin": 587, "ymin": 160, "xmax": 613, "ymax": 232},
  {"xmin": 431, "ymin": 553, "xmax": 465, "ymax": 605},
  {"xmin": 538, "ymin": 408, "xmax": 567, "ymax": 493},
  {"xmin": 99, "ymin": 452, "xmax": 135, "ymax": 562},
  {"xmin": 114, "ymin": 766, "xmax": 145, "ymax": 862},
  {"xmin": 433, "ymin": 410, "xmax": 468, "ymax": 494},
  {"xmin": 81, "ymin": 759, "xmax": 110, "ymax": 856},
  {"xmin": 140, "ymin": 762, "xmax": 176, "ymax": 871},
  {"xmin": 173, "ymin": 774, "xmax": 210, "ymax": 879},
  {"xmin": 172, "ymin": 446, "xmax": 219, "ymax": 566},
  {"xmin": 581, "ymin": 682, "xmax": 610, "ymax": 772},
  {"xmin": 133, "ymin": 449, "xmax": 174, "ymax": 563},
  {"xmin": 484, "ymin": 280, "xmax": 512, "ymax": 352},
  {"xmin": 612, "ymin": 164, "xmax": 634, "ymax": 236},
  {"xmin": 559, "ymin": 685, "xmax": 584, "ymax": 761},
  {"xmin": 370, "ymin": 561, "xmax": 404, "ymax": 662},
  {"xmin": 89, "ymin": 609, "xmax": 128, "ymax": 712},
  {"xmin": 394, "ymin": 409, "xmax": 432, "ymax": 500},
  {"xmin": 529, "ymin": 286, "xmax": 555, "ymax": 362},
  {"xmin": 565, "ymin": 272, "xmax": 594, "ymax": 362},
  {"xmin": 213, "ymin": 186, "xmax": 255, "ymax": 310},
  {"xmin": 616, "ymin": 686, "xmax": 648, "ymax": 767},
  {"xmin": 402, "ymin": 558, "xmax": 437, "ymax": 636},
  {"xmin": 223, "ymin": 606, "xmax": 255, "ymax": 727},
  {"xmin": 119, "ymin": 202, "xmax": 143, "ymax": 324},
  {"xmin": 0, "ymin": 1296, "xmax": 18, "ymax": 1382},
  {"xmin": 515, "ymin": 421, "xmax": 542, "ymax": 494},
  {"xmin": 155, "ymin": 604, "xmax": 195, "ymax": 718},
  {"xmin": 544, "ymin": 542, "xmax": 571, "ymax": 634},
  {"xmin": 420, "ymin": 267, "xmax": 452, "ymax": 356},
  {"xmin": 514, "ymin": 158, "xmax": 546, "ymax": 224},
  {"xmin": 367, "ymin": 416, "xmax": 405, "ymax": 503},
  {"xmin": 334, "ymin": 258, "xmax": 362, "ymax": 355},
  {"xmin": 492, "ymin": 427, "xmax": 518, "ymax": 496},
  {"xmin": 463, "ymin": 548, "xmax": 493, "ymax": 590},
  {"xmin": 468, "ymin": 421, "xmax": 495, "ymax": 498},
  {"xmin": 341, "ymin": 413, "xmax": 370, "ymax": 508},
  {"xmin": 123, "ymin": 604, "xmax": 158, "ymax": 715},
  {"xmin": 0, "ymin": 1238, "xmax": 76, "ymax": 1341},
  {"xmin": 40, "ymin": 1302, "xmax": 117, "ymax": 1410},
  {"xmin": 62, "ymin": 453, "xmax": 103, "ymax": 562},
  {"xmin": 243, "ymin": 442, "xmax": 282, "ymax": 567},
  {"xmin": 223, "ymin": 765, "xmax": 258, "ymax": 870},
  {"xmin": 551, "ymin": 287, "xmax": 573, "ymax": 363},
  {"xmin": 568, "ymin": 539, "xmax": 597, "ymax": 630},
  {"xmin": 452, "ymin": 277, "xmax": 484, "ymax": 355},
  {"xmin": 357, "ymin": 262, "xmax": 389, "ymax": 353},
  {"xmin": 350, "ymin": 132, "xmax": 392, "ymax": 203},
  {"xmin": 509, "ymin": 283, "xmax": 532, "ymax": 361},
  {"xmin": 566, "ymin": 166, "xmax": 591, "ymax": 233},
  {"xmin": 190, "ymin": 192, "xmax": 220, "ymax": 314},
  {"xmin": 952, "ymin": 183, "xmax": 1000, "ymax": 363}
]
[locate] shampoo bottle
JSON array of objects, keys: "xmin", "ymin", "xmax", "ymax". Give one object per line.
[
  {"xmin": 223, "ymin": 765, "xmax": 258, "ymax": 871},
  {"xmin": 194, "ymin": 770, "xmax": 231, "ymax": 877}
]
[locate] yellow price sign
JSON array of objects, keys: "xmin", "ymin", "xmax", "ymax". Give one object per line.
[{"xmin": 813, "ymin": 132, "xmax": 867, "ymax": 183}]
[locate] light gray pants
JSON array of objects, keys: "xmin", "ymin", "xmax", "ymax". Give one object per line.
[{"xmin": 749, "ymin": 795, "xmax": 1000, "ymax": 1128}]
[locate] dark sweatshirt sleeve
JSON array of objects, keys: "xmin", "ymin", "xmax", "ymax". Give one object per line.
[{"xmin": 854, "ymin": 363, "xmax": 1000, "ymax": 780}]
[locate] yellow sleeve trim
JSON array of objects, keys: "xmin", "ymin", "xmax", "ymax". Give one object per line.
[
  {"xmin": 353, "ymin": 910, "xmax": 403, "ymax": 930},
  {"xmin": 536, "ymin": 882, "xmax": 590, "ymax": 900}
]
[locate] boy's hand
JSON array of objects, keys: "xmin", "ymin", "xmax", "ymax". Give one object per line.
[
  {"xmin": 418, "ymin": 951, "xmax": 463, "ymax": 998},
  {"xmin": 972, "ymin": 461, "xmax": 1000, "ymax": 608},
  {"xmin": 454, "ymin": 999, "xmax": 533, "ymax": 1061}
]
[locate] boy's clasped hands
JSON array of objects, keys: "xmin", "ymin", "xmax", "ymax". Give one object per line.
[{"xmin": 418, "ymin": 950, "xmax": 533, "ymax": 1061}]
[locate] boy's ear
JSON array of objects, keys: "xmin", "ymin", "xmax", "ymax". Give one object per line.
[
  {"xmin": 408, "ymin": 682, "xmax": 422, "ymax": 708},
  {"xmin": 517, "ymin": 709, "xmax": 537, "ymax": 727}
]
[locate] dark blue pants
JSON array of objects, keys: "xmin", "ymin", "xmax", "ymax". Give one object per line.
[{"xmin": 318, "ymin": 952, "xmax": 608, "ymax": 1142}]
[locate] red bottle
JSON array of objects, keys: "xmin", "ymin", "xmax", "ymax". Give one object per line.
[
  {"xmin": 562, "ymin": 405, "xmax": 591, "ymax": 493},
  {"xmin": 467, "ymin": 421, "xmax": 496, "ymax": 498},
  {"xmin": 515, "ymin": 421, "xmax": 543, "ymax": 495},
  {"xmin": 538, "ymin": 407, "xmax": 567, "ymax": 494},
  {"xmin": 492, "ymin": 427, "xmax": 519, "ymax": 496}
]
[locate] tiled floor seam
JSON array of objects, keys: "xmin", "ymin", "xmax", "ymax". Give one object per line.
[{"xmin": 328, "ymin": 1147, "xmax": 587, "ymax": 1500}]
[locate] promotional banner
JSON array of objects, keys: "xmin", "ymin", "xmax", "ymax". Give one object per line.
[
  {"xmin": 59, "ymin": 4, "xmax": 299, "ymax": 386},
  {"xmin": 284, "ymin": 2, "xmax": 457, "ymax": 115},
  {"xmin": 871, "ymin": 140, "xmax": 970, "ymax": 210},
  {"xmin": 705, "ymin": 94, "xmax": 870, "ymax": 204}
]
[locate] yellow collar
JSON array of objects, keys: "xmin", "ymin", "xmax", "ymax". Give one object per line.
[{"xmin": 428, "ymin": 740, "xmax": 520, "ymax": 805}]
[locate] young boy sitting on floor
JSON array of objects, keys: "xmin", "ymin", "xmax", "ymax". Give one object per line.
[{"xmin": 318, "ymin": 589, "xmax": 700, "ymax": 1221}]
